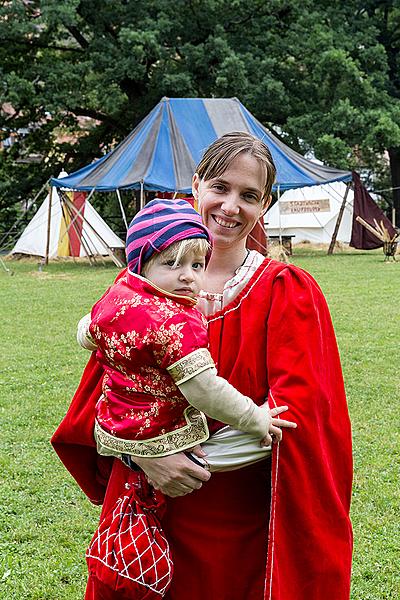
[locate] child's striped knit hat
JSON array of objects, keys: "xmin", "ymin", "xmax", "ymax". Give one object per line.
[{"xmin": 126, "ymin": 198, "xmax": 211, "ymax": 274}]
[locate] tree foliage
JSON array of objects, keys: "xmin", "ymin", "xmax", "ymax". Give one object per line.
[{"xmin": 1, "ymin": 0, "xmax": 400, "ymax": 237}]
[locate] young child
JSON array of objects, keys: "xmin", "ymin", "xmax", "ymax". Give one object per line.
[{"xmin": 80, "ymin": 198, "xmax": 294, "ymax": 465}]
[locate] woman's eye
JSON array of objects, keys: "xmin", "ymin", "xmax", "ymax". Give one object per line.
[
  {"xmin": 212, "ymin": 183, "xmax": 225, "ymax": 192},
  {"xmin": 243, "ymin": 193, "xmax": 258, "ymax": 203}
]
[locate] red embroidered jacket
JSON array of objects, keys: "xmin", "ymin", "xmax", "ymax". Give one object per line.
[{"xmin": 90, "ymin": 271, "xmax": 213, "ymax": 456}]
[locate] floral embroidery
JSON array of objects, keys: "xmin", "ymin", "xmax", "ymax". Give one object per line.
[
  {"xmin": 109, "ymin": 293, "xmax": 190, "ymax": 323},
  {"xmin": 94, "ymin": 406, "xmax": 209, "ymax": 457},
  {"xmin": 168, "ymin": 348, "xmax": 215, "ymax": 385}
]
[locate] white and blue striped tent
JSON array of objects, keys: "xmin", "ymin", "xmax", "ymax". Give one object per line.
[{"xmin": 51, "ymin": 97, "xmax": 351, "ymax": 193}]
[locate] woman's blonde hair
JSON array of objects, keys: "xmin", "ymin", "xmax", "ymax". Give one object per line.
[
  {"xmin": 195, "ymin": 131, "xmax": 276, "ymax": 206},
  {"xmin": 142, "ymin": 238, "xmax": 210, "ymax": 275}
]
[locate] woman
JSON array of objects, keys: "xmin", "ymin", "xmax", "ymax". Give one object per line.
[{"xmin": 53, "ymin": 132, "xmax": 353, "ymax": 600}]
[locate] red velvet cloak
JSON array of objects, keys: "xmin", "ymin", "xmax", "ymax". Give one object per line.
[{"xmin": 205, "ymin": 259, "xmax": 353, "ymax": 599}]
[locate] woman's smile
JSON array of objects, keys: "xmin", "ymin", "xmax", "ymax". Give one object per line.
[{"xmin": 212, "ymin": 215, "xmax": 240, "ymax": 229}]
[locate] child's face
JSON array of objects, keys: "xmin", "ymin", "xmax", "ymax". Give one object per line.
[{"xmin": 144, "ymin": 249, "xmax": 206, "ymax": 298}]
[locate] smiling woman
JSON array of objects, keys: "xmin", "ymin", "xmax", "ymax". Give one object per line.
[
  {"xmin": 141, "ymin": 132, "xmax": 353, "ymax": 600},
  {"xmin": 193, "ymin": 152, "xmax": 267, "ymax": 247}
]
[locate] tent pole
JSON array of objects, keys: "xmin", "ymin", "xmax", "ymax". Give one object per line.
[
  {"xmin": 66, "ymin": 201, "xmax": 101, "ymax": 266},
  {"xmin": 327, "ymin": 182, "xmax": 352, "ymax": 255},
  {"xmin": 44, "ymin": 185, "xmax": 53, "ymax": 265},
  {"xmin": 59, "ymin": 191, "xmax": 92, "ymax": 244},
  {"xmin": 277, "ymin": 185, "xmax": 282, "ymax": 244},
  {"xmin": 116, "ymin": 188, "xmax": 129, "ymax": 230},
  {"xmin": 140, "ymin": 180, "xmax": 144, "ymax": 210},
  {"xmin": 72, "ymin": 199, "xmax": 107, "ymax": 267},
  {"xmin": 63, "ymin": 194, "xmax": 124, "ymax": 268},
  {"xmin": 392, "ymin": 207, "xmax": 396, "ymax": 227},
  {"xmin": 59, "ymin": 197, "xmax": 76, "ymax": 262},
  {"xmin": 86, "ymin": 187, "xmax": 95, "ymax": 204}
]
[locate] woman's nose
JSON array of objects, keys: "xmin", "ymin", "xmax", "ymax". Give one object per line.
[{"xmin": 221, "ymin": 193, "xmax": 240, "ymax": 215}]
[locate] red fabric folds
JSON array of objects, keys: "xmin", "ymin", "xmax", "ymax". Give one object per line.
[
  {"xmin": 69, "ymin": 191, "xmax": 86, "ymax": 256},
  {"xmin": 51, "ymin": 353, "xmax": 111, "ymax": 505},
  {"xmin": 205, "ymin": 259, "xmax": 353, "ymax": 599}
]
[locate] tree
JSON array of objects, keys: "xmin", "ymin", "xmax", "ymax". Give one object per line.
[
  {"xmin": 1, "ymin": 0, "xmax": 400, "ymax": 237},
  {"xmin": 279, "ymin": 1, "xmax": 400, "ymax": 222},
  {"xmin": 0, "ymin": 0, "xmax": 298, "ymax": 236}
]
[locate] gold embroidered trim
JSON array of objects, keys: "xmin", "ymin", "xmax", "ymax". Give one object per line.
[
  {"xmin": 167, "ymin": 348, "xmax": 215, "ymax": 385},
  {"xmin": 94, "ymin": 406, "xmax": 209, "ymax": 458}
]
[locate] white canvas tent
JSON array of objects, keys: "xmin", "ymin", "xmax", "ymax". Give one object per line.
[
  {"xmin": 10, "ymin": 186, "xmax": 125, "ymax": 261},
  {"xmin": 264, "ymin": 181, "xmax": 353, "ymax": 244}
]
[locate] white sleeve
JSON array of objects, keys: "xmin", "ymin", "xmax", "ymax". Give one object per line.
[
  {"xmin": 178, "ymin": 368, "xmax": 270, "ymax": 438},
  {"xmin": 77, "ymin": 313, "xmax": 97, "ymax": 351}
]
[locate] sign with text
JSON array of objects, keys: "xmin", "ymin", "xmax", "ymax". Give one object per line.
[{"xmin": 280, "ymin": 198, "xmax": 331, "ymax": 214}]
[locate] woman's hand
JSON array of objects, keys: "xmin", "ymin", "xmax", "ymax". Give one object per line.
[
  {"xmin": 260, "ymin": 405, "xmax": 297, "ymax": 447},
  {"xmin": 133, "ymin": 451, "xmax": 211, "ymax": 498}
]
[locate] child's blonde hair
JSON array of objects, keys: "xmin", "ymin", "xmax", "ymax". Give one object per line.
[
  {"xmin": 142, "ymin": 237, "xmax": 210, "ymax": 276},
  {"xmin": 196, "ymin": 131, "xmax": 276, "ymax": 206}
]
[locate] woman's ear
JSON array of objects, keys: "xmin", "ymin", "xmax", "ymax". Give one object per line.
[
  {"xmin": 261, "ymin": 194, "xmax": 272, "ymax": 215},
  {"xmin": 192, "ymin": 173, "xmax": 200, "ymax": 200}
]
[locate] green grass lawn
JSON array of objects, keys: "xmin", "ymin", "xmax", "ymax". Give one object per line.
[{"xmin": 0, "ymin": 251, "xmax": 399, "ymax": 599}]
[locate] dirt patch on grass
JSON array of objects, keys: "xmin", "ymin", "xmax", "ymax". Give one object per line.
[{"xmin": 29, "ymin": 271, "xmax": 75, "ymax": 281}]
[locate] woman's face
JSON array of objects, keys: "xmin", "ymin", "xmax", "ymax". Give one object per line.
[{"xmin": 193, "ymin": 152, "xmax": 268, "ymax": 249}]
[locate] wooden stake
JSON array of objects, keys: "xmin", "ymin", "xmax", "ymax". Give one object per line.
[
  {"xmin": 140, "ymin": 180, "xmax": 144, "ymax": 210},
  {"xmin": 355, "ymin": 216, "xmax": 385, "ymax": 241},
  {"xmin": 116, "ymin": 188, "xmax": 128, "ymax": 230},
  {"xmin": 328, "ymin": 181, "xmax": 351, "ymax": 255},
  {"xmin": 44, "ymin": 185, "xmax": 53, "ymax": 265}
]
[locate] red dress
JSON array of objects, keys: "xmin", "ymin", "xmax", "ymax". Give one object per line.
[{"xmin": 52, "ymin": 259, "xmax": 353, "ymax": 600}]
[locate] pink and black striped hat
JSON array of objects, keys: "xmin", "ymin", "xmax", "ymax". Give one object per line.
[{"xmin": 126, "ymin": 198, "xmax": 211, "ymax": 274}]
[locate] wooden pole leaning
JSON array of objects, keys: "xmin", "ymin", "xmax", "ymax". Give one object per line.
[
  {"xmin": 116, "ymin": 188, "xmax": 129, "ymax": 230},
  {"xmin": 327, "ymin": 181, "xmax": 352, "ymax": 255},
  {"xmin": 44, "ymin": 185, "xmax": 54, "ymax": 265},
  {"xmin": 140, "ymin": 180, "xmax": 144, "ymax": 210}
]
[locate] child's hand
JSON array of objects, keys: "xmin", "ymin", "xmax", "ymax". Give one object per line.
[{"xmin": 260, "ymin": 405, "xmax": 297, "ymax": 446}]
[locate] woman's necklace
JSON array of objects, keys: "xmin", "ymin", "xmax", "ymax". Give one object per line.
[{"xmin": 237, "ymin": 249, "xmax": 250, "ymax": 271}]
